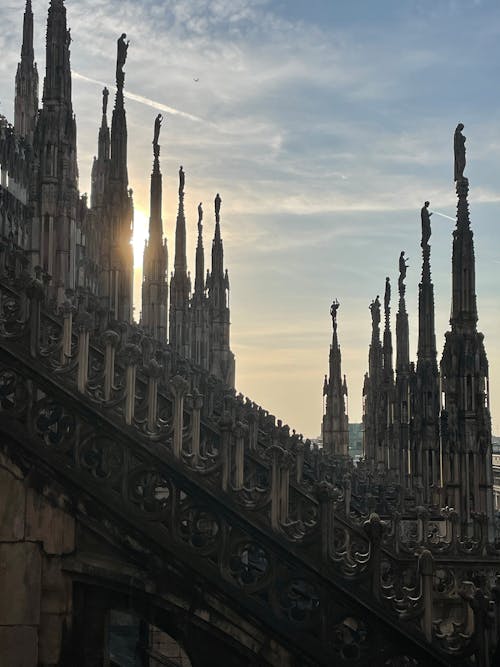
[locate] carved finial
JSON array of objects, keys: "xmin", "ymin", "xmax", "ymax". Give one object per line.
[
  {"xmin": 330, "ymin": 298, "xmax": 340, "ymax": 333},
  {"xmin": 215, "ymin": 193, "xmax": 221, "ymax": 223},
  {"xmin": 116, "ymin": 33, "xmax": 129, "ymax": 87},
  {"xmin": 179, "ymin": 166, "xmax": 185, "ymax": 196},
  {"xmin": 454, "ymin": 123, "xmax": 466, "ymax": 182},
  {"xmin": 102, "ymin": 87, "xmax": 109, "ymax": 116},
  {"xmin": 421, "ymin": 201, "xmax": 432, "ymax": 248}
]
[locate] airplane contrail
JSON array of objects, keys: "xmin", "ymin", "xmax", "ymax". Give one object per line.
[
  {"xmin": 73, "ymin": 71, "xmax": 203, "ymax": 123},
  {"xmin": 432, "ymin": 210, "xmax": 455, "ymax": 222}
]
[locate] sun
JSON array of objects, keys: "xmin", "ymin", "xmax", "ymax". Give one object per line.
[{"xmin": 132, "ymin": 209, "xmax": 149, "ymax": 268}]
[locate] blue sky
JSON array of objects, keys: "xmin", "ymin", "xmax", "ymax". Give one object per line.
[{"xmin": 1, "ymin": 0, "xmax": 499, "ymax": 437}]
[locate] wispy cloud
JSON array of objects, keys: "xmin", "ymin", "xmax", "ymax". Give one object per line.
[{"xmin": 73, "ymin": 71, "xmax": 203, "ymax": 122}]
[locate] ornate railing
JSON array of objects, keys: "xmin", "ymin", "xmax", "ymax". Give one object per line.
[{"xmin": 0, "ymin": 257, "xmax": 499, "ymax": 665}]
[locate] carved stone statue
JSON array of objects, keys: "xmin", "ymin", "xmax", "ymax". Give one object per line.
[
  {"xmin": 153, "ymin": 114, "xmax": 163, "ymax": 148},
  {"xmin": 179, "ymin": 166, "xmax": 185, "ymax": 195},
  {"xmin": 421, "ymin": 201, "xmax": 432, "ymax": 246},
  {"xmin": 384, "ymin": 277, "xmax": 391, "ymax": 315},
  {"xmin": 102, "ymin": 87, "xmax": 109, "ymax": 116},
  {"xmin": 398, "ymin": 251, "xmax": 409, "ymax": 294},
  {"xmin": 215, "ymin": 193, "xmax": 221, "ymax": 222},
  {"xmin": 330, "ymin": 299, "xmax": 340, "ymax": 332},
  {"xmin": 198, "ymin": 202, "xmax": 203, "ymax": 225},
  {"xmin": 116, "ymin": 33, "xmax": 129, "ymax": 81},
  {"xmin": 454, "ymin": 123, "xmax": 466, "ymax": 182},
  {"xmin": 370, "ymin": 295, "xmax": 381, "ymax": 329},
  {"xmin": 399, "ymin": 251, "xmax": 408, "ymax": 281}
]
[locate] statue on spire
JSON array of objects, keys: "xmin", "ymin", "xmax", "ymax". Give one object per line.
[
  {"xmin": 384, "ymin": 277, "xmax": 391, "ymax": 317},
  {"xmin": 198, "ymin": 202, "xmax": 203, "ymax": 226},
  {"xmin": 215, "ymin": 193, "xmax": 222, "ymax": 223},
  {"xmin": 330, "ymin": 299, "xmax": 340, "ymax": 333},
  {"xmin": 179, "ymin": 166, "xmax": 185, "ymax": 196},
  {"xmin": 398, "ymin": 251, "xmax": 408, "ymax": 295},
  {"xmin": 102, "ymin": 87, "xmax": 109, "ymax": 116},
  {"xmin": 421, "ymin": 201, "xmax": 432, "ymax": 247},
  {"xmin": 153, "ymin": 114, "xmax": 163, "ymax": 158},
  {"xmin": 116, "ymin": 33, "xmax": 129, "ymax": 85},
  {"xmin": 370, "ymin": 295, "xmax": 381, "ymax": 330},
  {"xmin": 454, "ymin": 123, "xmax": 466, "ymax": 182}
]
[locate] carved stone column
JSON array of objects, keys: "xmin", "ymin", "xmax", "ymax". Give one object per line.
[
  {"xmin": 122, "ymin": 344, "xmax": 141, "ymax": 425},
  {"xmin": 190, "ymin": 389, "xmax": 203, "ymax": 466},
  {"xmin": 102, "ymin": 330, "xmax": 120, "ymax": 402},
  {"xmin": 418, "ymin": 548, "xmax": 434, "ymax": 642},
  {"xmin": 27, "ymin": 270, "xmax": 45, "ymax": 358},
  {"xmin": 76, "ymin": 311, "xmax": 92, "ymax": 393},
  {"xmin": 60, "ymin": 297, "xmax": 75, "ymax": 366},
  {"xmin": 145, "ymin": 359, "xmax": 162, "ymax": 432},
  {"xmin": 170, "ymin": 375, "xmax": 189, "ymax": 459}
]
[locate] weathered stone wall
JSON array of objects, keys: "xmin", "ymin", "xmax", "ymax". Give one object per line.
[{"xmin": 0, "ymin": 450, "xmax": 75, "ymax": 667}]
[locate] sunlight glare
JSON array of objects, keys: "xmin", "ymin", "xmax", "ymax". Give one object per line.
[{"xmin": 133, "ymin": 209, "xmax": 149, "ymax": 268}]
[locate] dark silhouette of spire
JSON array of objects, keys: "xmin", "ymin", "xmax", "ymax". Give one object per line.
[
  {"xmin": 142, "ymin": 117, "xmax": 168, "ymax": 340},
  {"xmin": 207, "ymin": 194, "xmax": 235, "ymax": 386},
  {"xmin": 174, "ymin": 167, "xmax": 187, "ymax": 274},
  {"xmin": 322, "ymin": 300, "xmax": 349, "ymax": 457},
  {"xmin": 194, "ymin": 203, "xmax": 205, "ymax": 301},
  {"xmin": 451, "ymin": 177, "xmax": 478, "ymax": 333},
  {"xmin": 90, "ymin": 88, "xmax": 110, "ymax": 209},
  {"xmin": 42, "ymin": 0, "xmax": 72, "ymax": 107},
  {"xmin": 15, "ymin": 0, "xmax": 39, "ymax": 142},
  {"xmin": 110, "ymin": 34, "xmax": 129, "ymax": 186},
  {"xmin": 417, "ymin": 202, "xmax": 437, "ymax": 373},
  {"xmin": 363, "ymin": 294, "xmax": 383, "ymax": 469},
  {"xmin": 415, "ymin": 201, "xmax": 440, "ymax": 504},
  {"xmin": 169, "ymin": 167, "xmax": 191, "ymax": 355},
  {"xmin": 440, "ymin": 125, "xmax": 493, "ymax": 531},
  {"xmin": 30, "ymin": 0, "xmax": 77, "ymax": 301}
]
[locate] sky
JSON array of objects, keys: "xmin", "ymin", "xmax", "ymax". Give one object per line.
[{"xmin": 1, "ymin": 0, "xmax": 500, "ymax": 438}]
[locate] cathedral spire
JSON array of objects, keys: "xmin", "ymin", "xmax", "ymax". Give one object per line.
[
  {"xmin": 322, "ymin": 300, "xmax": 349, "ymax": 458},
  {"xmin": 174, "ymin": 166, "xmax": 187, "ymax": 274},
  {"xmin": 383, "ymin": 277, "xmax": 393, "ymax": 379},
  {"xmin": 417, "ymin": 202, "xmax": 437, "ymax": 371},
  {"xmin": 169, "ymin": 166, "xmax": 191, "ymax": 356},
  {"xmin": 22, "ymin": 0, "xmax": 34, "ymax": 61},
  {"xmin": 363, "ymin": 295, "xmax": 383, "ymax": 470},
  {"xmin": 440, "ymin": 124, "xmax": 493, "ymax": 533},
  {"xmin": 104, "ymin": 33, "xmax": 134, "ymax": 323},
  {"xmin": 207, "ymin": 193, "xmax": 235, "ymax": 386},
  {"xmin": 194, "ymin": 203, "xmax": 205, "ymax": 300},
  {"xmin": 141, "ymin": 114, "xmax": 168, "ymax": 340},
  {"xmin": 98, "ymin": 87, "xmax": 110, "ymax": 161},
  {"xmin": 450, "ymin": 123, "xmax": 478, "ymax": 333},
  {"xmin": 14, "ymin": 0, "xmax": 39, "ymax": 142},
  {"xmin": 110, "ymin": 33, "xmax": 129, "ymax": 186},
  {"xmin": 395, "ymin": 250, "xmax": 412, "ymax": 488},
  {"xmin": 42, "ymin": 0, "xmax": 72, "ymax": 108},
  {"xmin": 149, "ymin": 114, "xmax": 163, "ymax": 247},
  {"xmin": 90, "ymin": 88, "xmax": 110, "ymax": 209},
  {"xmin": 30, "ymin": 0, "xmax": 77, "ymax": 301},
  {"xmin": 211, "ymin": 193, "xmax": 224, "ymax": 279},
  {"xmin": 415, "ymin": 200, "xmax": 440, "ymax": 504},
  {"xmin": 190, "ymin": 203, "xmax": 209, "ymax": 368},
  {"xmin": 396, "ymin": 251, "xmax": 410, "ymax": 372}
]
